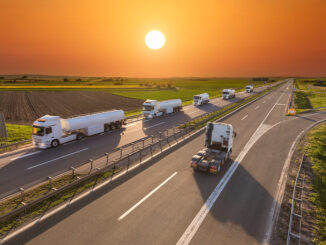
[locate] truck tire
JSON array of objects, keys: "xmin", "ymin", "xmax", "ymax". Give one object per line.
[
  {"xmin": 51, "ymin": 139, "xmax": 59, "ymax": 148},
  {"xmin": 76, "ymin": 133, "xmax": 83, "ymax": 140}
]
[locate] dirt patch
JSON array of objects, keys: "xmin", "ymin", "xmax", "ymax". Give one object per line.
[{"xmin": 0, "ymin": 91, "xmax": 143, "ymax": 125}]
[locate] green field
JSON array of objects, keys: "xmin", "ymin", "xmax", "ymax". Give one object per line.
[
  {"xmin": 304, "ymin": 123, "xmax": 326, "ymax": 244},
  {"xmin": 295, "ymin": 78, "xmax": 326, "ymax": 92},
  {"xmin": 3, "ymin": 124, "xmax": 32, "ymax": 144}
]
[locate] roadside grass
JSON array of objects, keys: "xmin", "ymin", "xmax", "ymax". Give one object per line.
[
  {"xmin": 5, "ymin": 124, "xmax": 32, "ymax": 144},
  {"xmin": 304, "ymin": 123, "xmax": 326, "ymax": 244},
  {"xmin": 294, "ymin": 92, "xmax": 312, "ymax": 109},
  {"xmin": 0, "ymin": 170, "xmax": 118, "ymax": 236},
  {"xmin": 295, "ymin": 78, "xmax": 326, "ymax": 92}
]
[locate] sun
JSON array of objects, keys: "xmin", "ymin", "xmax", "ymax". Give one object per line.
[{"xmin": 145, "ymin": 30, "xmax": 165, "ymax": 50}]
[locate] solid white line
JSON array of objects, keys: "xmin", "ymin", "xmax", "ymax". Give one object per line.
[
  {"xmin": 27, "ymin": 148, "xmax": 88, "ymax": 170},
  {"xmin": 241, "ymin": 114, "xmax": 248, "ymax": 120},
  {"xmin": 262, "ymin": 100, "xmax": 266, "ymax": 103},
  {"xmin": 125, "ymin": 122, "xmax": 139, "ymax": 128},
  {"xmin": 10, "ymin": 151, "xmax": 41, "ymax": 161},
  {"xmin": 144, "ymin": 122, "xmax": 165, "ymax": 130},
  {"xmin": 118, "ymin": 172, "xmax": 177, "ymax": 221},
  {"xmin": 188, "ymin": 110, "xmax": 200, "ymax": 115},
  {"xmin": 276, "ymin": 103, "xmax": 287, "ymax": 106},
  {"xmin": 176, "ymin": 82, "xmax": 289, "ymax": 245},
  {"xmin": 255, "ymin": 105, "xmax": 260, "ymax": 110}
]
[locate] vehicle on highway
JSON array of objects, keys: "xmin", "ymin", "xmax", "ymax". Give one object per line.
[
  {"xmin": 193, "ymin": 93, "xmax": 210, "ymax": 106},
  {"xmin": 142, "ymin": 99, "xmax": 182, "ymax": 119},
  {"xmin": 32, "ymin": 110, "xmax": 125, "ymax": 149},
  {"xmin": 222, "ymin": 89, "xmax": 235, "ymax": 100},
  {"xmin": 191, "ymin": 122, "xmax": 235, "ymax": 174},
  {"xmin": 246, "ymin": 85, "xmax": 254, "ymax": 93}
]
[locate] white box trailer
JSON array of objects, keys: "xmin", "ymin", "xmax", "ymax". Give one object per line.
[
  {"xmin": 246, "ymin": 85, "xmax": 254, "ymax": 93},
  {"xmin": 193, "ymin": 93, "xmax": 210, "ymax": 106},
  {"xmin": 222, "ymin": 89, "xmax": 235, "ymax": 100},
  {"xmin": 32, "ymin": 110, "xmax": 125, "ymax": 149},
  {"xmin": 190, "ymin": 122, "xmax": 235, "ymax": 174},
  {"xmin": 142, "ymin": 99, "xmax": 182, "ymax": 119}
]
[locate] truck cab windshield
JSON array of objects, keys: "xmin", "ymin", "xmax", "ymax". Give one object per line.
[
  {"xmin": 32, "ymin": 126, "xmax": 44, "ymax": 136},
  {"xmin": 143, "ymin": 105, "xmax": 154, "ymax": 111},
  {"xmin": 193, "ymin": 96, "xmax": 200, "ymax": 100},
  {"xmin": 222, "ymin": 92, "xmax": 229, "ymax": 95}
]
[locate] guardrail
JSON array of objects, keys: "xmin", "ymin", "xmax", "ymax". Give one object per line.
[
  {"xmin": 0, "ymin": 139, "xmax": 32, "ymax": 150},
  {"xmin": 0, "ymin": 83, "xmax": 283, "ymax": 225},
  {"xmin": 286, "ymin": 154, "xmax": 305, "ymax": 245}
]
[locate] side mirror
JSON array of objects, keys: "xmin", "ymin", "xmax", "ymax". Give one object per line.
[{"xmin": 233, "ymin": 132, "xmax": 237, "ymax": 138}]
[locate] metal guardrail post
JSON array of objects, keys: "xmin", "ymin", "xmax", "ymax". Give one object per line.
[
  {"xmin": 105, "ymin": 153, "xmax": 109, "ymax": 166},
  {"xmin": 47, "ymin": 176, "xmax": 56, "ymax": 190},
  {"xmin": 159, "ymin": 132, "xmax": 162, "ymax": 139},
  {"xmin": 89, "ymin": 159, "xmax": 93, "ymax": 172},
  {"xmin": 150, "ymin": 144, "xmax": 153, "ymax": 158},
  {"xmin": 120, "ymin": 148, "xmax": 123, "ymax": 158},
  {"xmin": 70, "ymin": 167, "xmax": 75, "ymax": 178},
  {"xmin": 139, "ymin": 149, "xmax": 142, "ymax": 164},
  {"xmin": 19, "ymin": 187, "xmax": 24, "ymax": 203},
  {"xmin": 127, "ymin": 154, "xmax": 130, "ymax": 171},
  {"xmin": 151, "ymin": 135, "xmax": 154, "ymax": 143},
  {"xmin": 159, "ymin": 139, "xmax": 163, "ymax": 152},
  {"xmin": 131, "ymin": 143, "xmax": 135, "ymax": 152},
  {"xmin": 142, "ymin": 139, "xmax": 145, "ymax": 148}
]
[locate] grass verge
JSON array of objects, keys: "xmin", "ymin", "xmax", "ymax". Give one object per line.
[
  {"xmin": 4, "ymin": 124, "xmax": 32, "ymax": 144},
  {"xmin": 303, "ymin": 123, "xmax": 326, "ymax": 244},
  {"xmin": 0, "ymin": 169, "xmax": 118, "ymax": 236}
]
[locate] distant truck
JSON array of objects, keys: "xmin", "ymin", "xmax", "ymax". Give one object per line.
[
  {"xmin": 190, "ymin": 122, "xmax": 235, "ymax": 174},
  {"xmin": 32, "ymin": 110, "xmax": 125, "ymax": 149},
  {"xmin": 246, "ymin": 85, "xmax": 254, "ymax": 93},
  {"xmin": 142, "ymin": 99, "xmax": 182, "ymax": 119},
  {"xmin": 222, "ymin": 89, "xmax": 235, "ymax": 100},
  {"xmin": 193, "ymin": 93, "xmax": 210, "ymax": 106}
]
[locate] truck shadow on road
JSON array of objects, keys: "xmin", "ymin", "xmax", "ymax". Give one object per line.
[{"xmin": 192, "ymin": 160, "xmax": 278, "ymax": 243}]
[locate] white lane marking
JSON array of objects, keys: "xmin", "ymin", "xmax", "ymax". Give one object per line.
[
  {"xmin": 255, "ymin": 105, "xmax": 260, "ymax": 110},
  {"xmin": 10, "ymin": 151, "xmax": 41, "ymax": 161},
  {"xmin": 125, "ymin": 122, "xmax": 139, "ymax": 128},
  {"xmin": 276, "ymin": 103, "xmax": 287, "ymax": 106},
  {"xmin": 27, "ymin": 148, "xmax": 88, "ymax": 170},
  {"xmin": 176, "ymin": 83, "xmax": 288, "ymax": 245},
  {"xmin": 262, "ymin": 100, "xmax": 266, "ymax": 103},
  {"xmin": 143, "ymin": 122, "xmax": 165, "ymax": 130},
  {"xmin": 118, "ymin": 172, "xmax": 177, "ymax": 221},
  {"xmin": 241, "ymin": 114, "xmax": 248, "ymax": 121}
]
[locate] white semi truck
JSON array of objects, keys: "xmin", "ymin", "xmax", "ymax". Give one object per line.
[
  {"xmin": 193, "ymin": 93, "xmax": 210, "ymax": 106},
  {"xmin": 32, "ymin": 110, "xmax": 125, "ymax": 149},
  {"xmin": 190, "ymin": 122, "xmax": 235, "ymax": 174},
  {"xmin": 246, "ymin": 85, "xmax": 254, "ymax": 93},
  {"xmin": 142, "ymin": 99, "xmax": 182, "ymax": 119},
  {"xmin": 222, "ymin": 89, "xmax": 236, "ymax": 100}
]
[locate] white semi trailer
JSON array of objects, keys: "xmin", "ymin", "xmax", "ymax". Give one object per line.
[
  {"xmin": 193, "ymin": 93, "xmax": 210, "ymax": 106},
  {"xmin": 32, "ymin": 110, "xmax": 125, "ymax": 149},
  {"xmin": 222, "ymin": 89, "xmax": 235, "ymax": 100},
  {"xmin": 142, "ymin": 99, "xmax": 182, "ymax": 119},
  {"xmin": 190, "ymin": 122, "xmax": 235, "ymax": 174}
]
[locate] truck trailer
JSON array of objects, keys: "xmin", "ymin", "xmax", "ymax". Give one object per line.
[
  {"xmin": 32, "ymin": 110, "xmax": 125, "ymax": 149},
  {"xmin": 190, "ymin": 122, "xmax": 235, "ymax": 174},
  {"xmin": 193, "ymin": 93, "xmax": 209, "ymax": 106},
  {"xmin": 246, "ymin": 85, "xmax": 254, "ymax": 93},
  {"xmin": 142, "ymin": 99, "xmax": 182, "ymax": 119},
  {"xmin": 222, "ymin": 89, "xmax": 235, "ymax": 100}
]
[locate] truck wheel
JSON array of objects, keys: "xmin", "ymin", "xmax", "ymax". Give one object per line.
[
  {"xmin": 51, "ymin": 140, "xmax": 59, "ymax": 148},
  {"xmin": 76, "ymin": 133, "xmax": 83, "ymax": 140},
  {"xmin": 116, "ymin": 123, "xmax": 121, "ymax": 129}
]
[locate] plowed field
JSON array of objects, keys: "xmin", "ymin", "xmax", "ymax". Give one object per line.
[{"xmin": 0, "ymin": 91, "xmax": 143, "ymax": 125}]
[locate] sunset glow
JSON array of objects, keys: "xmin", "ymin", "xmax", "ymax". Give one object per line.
[
  {"xmin": 0, "ymin": 0, "xmax": 325, "ymax": 77},
  {"xmin": 145, "ymin": 31, "xmax": 165, "ymax": 50}
]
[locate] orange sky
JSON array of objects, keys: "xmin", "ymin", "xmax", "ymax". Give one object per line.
[{"xmin": 0, "ymin": 0, "xmax": 325, "ymax": 77}]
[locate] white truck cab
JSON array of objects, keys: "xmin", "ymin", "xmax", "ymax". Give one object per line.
[
  {"xmin": 142, "ymin": 100, "xmax": 161, "ymax": 119},
  {"xmin": 222, "ymin": 89, "xmax": 235, "ymax": 100},
  {"xmin": 32, "ymin": 115, "xmax": 70, "ymax": 149},
  {"xmin": 246, "ymin": 85, "xmax": 254, "ymax": 93},
  {"xmin": 193, "ymin": 93, "xmax": 209, "ymax": 106}
]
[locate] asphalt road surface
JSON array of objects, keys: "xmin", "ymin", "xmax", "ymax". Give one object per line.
[
  {"xmin": 6, "ymin": 79, "xmax": 326, "ymax": 245},
  {"xmin": 0, "ymin": 84, "xmax": 275, "ymax": 197}
]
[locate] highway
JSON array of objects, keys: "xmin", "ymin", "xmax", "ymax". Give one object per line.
[
  {"xmin": 0, "ymin": 85, "xmax": 271, "ymax": 197},
  {"xmin": 6, "ymin": 79, "xmax": 326, "ymax": 245}
]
